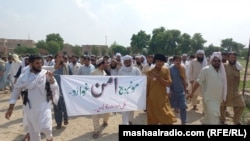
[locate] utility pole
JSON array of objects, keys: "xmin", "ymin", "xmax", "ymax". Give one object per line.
[
  {"xmin": 105, "ymin": 36, "xmax": 107, "ymax": 46},
  {"xmin": 242, "ymin": 38, "xmax": 250, "ymax": 96}
]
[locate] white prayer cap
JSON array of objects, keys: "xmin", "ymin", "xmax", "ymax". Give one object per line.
[
  {"xmin": 196, "ymin": 50, "xmax": 205, "ymax": 54},
  {"xmin": 96, "ymin": 57, "xmax": 104, "ymax": 65},
  {"xmin": 182, "ymin": 53, "xmax": 187, "ymax": 56},
  {"xmin": 122, "ymin": 55, "xmax": 133, "ymax": 61}
]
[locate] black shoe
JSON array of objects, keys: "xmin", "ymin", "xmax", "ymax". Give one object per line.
[{"xmin": 129, "ymin": 121, "xmax": 133, "ymax": 125}]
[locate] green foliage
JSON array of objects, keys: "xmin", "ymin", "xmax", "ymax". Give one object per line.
[
  {"xmin": 36, "ymin": 40, "xmax": 47, "ymax": 49},
  {"xmin": 14, "ymin": 46, "xmax": 38, "ymax": 55},
  {"xmin": 191, "ymin": 33, "xmax": 207, "ymax": 53},
  {"xmin": 110, "ymin": 42, "xmax": 129, "ymax": 56},
  {"xmin": 204, "ymin": 44, "xmax": 221, "ymax": 56},
  {"xmin": 47, "ymin": 41, "xmax": 60, "ymax": 55},
  {"xmin": 46, "ymin": 33, "xmax": 64, "ymax": 50},
  {"xmin": 130, "ymin": 30, "xmax": 150, "ymax": 54}
]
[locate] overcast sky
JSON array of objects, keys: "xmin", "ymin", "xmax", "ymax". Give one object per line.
[{"xmin": 1, "ymin": 0, "xmax": 250, "ymax": 48}]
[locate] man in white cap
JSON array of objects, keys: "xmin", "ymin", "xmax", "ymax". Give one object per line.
[
  {"xmin": 90, "ymin": 57, "xmax": 110, "ymax": 138},
  {"xmin": 190, "ymin": 51, "xmax": 227, "ymax": 124},
  {"xmin": 118, "ymin": 55, "xmax": 141, "ymax": 125},
  {"xmin": 188, "ymin": 49, "xmax": 207, "ymax": 110}
]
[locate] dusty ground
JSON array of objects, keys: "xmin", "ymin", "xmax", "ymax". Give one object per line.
[{"xmin": 0, "ymin": 91, "xmax": 238, "ymax": 141}]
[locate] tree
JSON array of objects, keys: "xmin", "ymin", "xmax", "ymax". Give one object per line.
[
  {"xmin": 130, "ymin": 30, "xmax": 150, "ymax": 54},
  {"xmin": 47, "ymin": 41, "xmax": 60, "ymax": 55},
  {"xmin": 165, "ymin": 29, "xmax": 181, "ymax": 55},
  {"xmin": 14, "ymin": 46, "xmax": 38, "ymax": 55},
  {"xmin": 148, "ymin": 27, "xmax": 167, "ymax": 55},
  {"xmin": 221, "ymin": 38, "xmax": 245, "ymax": 54},
  {"xmin": 178, "ymin": 33, "xmax": 192, "ymax": 54},
  {"xmin": 204, "ymin": 44, "xmax": 221, "ymax": 56},
  {"xmin": 110, "ymin": 42, "xmax": 129, "ymax": 56},
  {"xmin": 190, "ymin": 33, "xmax": 207, "ymax": 54},
  {"xmin": 36, "ymin": 40, "xmax": 47, "ymax": 49},
  {"xmin": 46, "ymin": 33, "xmax": 64, "ymax": 50}
]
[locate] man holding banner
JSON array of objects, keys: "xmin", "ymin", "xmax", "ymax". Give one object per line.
[
  {"xmin": 118, "ymin": 55, "xmax": 142, "ymax": 125},
  {"xmin": 90, "ymin": 57, "xmax": 110, "ymax": 139}
]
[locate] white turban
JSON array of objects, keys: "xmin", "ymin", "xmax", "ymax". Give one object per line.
[
  {"xmin": 12, "ymin": 54, "xmax": 21, "ymax": 63},
  {"xmin": 196, "ymin": 49, "xmax": 205, "ymax": 54},
  {"xmin": 116, "ymin": 53, "xmax": 121, "ymax": 57},
  {"xmin": 196, "ymin": 49, "xmax": 207, "ymax": 68},
  {"xmin": 122, "ymin": 55, "xmax": 132, "ymax": 61},
  {"xmin": 210, "ymin": 51, "xmax": 227, "ymax": 101}
]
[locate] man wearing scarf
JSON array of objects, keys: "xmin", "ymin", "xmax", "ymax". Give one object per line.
[
  {"xmin": 141, "ymin": 54, "xmax": 155, "ymax": 76},
  {"xmin": 220, "ymin": 51, "xmax": 245, "ymax": 125},
  {"xmin": 118, "ymin": 55, "xmax": 141, "ymax": 125},
  {"xmin": 190, "ymin": 52, "xmax": 227, "ymax": 124},
  {"xmin": 188, "ymin": 50, "xmax": 207, "ymax": 110},
  {"xmin": 8, "ymin": 54, "xmax": 22, "ymax": 91},
  {"xmin": 5, "ymin": 55, "xmax": 59, "ymax": 141},
  {"xmin": 146, "ymin": 53, "xmax": 177, "ymax": 125}
]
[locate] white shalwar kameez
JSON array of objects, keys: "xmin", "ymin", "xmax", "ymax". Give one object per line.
[
  {"xmin": 118, "ymin": 65, "xmax": 141, "ymax": 125},
  {"xmin": 196, "ymin": 65, "xmax": 223, "ymax": 124},
  {"xmin": 9, "ymin": 69, "xmax": 59, "ymax": 141}
]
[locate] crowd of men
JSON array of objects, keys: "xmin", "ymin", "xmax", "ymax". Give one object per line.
[{"xmin": 1, "ymin": 50, "xmax": 246, "ymax": 140}]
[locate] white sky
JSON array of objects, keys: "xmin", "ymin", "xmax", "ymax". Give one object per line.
[{"xmin": 0, "ymin": 0, "xmax": 249, "ymax": 47}]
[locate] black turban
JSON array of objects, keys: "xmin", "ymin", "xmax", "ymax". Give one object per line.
[{"xmin": 154, "ymin": 53, "xmax": 166, "ymax": 62}]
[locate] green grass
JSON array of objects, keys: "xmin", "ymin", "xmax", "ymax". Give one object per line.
[{"xmin": 238, "ymin": 59, "xmax": 250, "ymax": 90}]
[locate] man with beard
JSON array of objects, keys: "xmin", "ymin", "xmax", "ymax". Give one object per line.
[
  {"xmin": 118, "ymin": 55, "xmax": 141, "ymax": 125},
  {"xmin": 220, "ymin": 51, "xmax": 245, "ymax": 125},
  {"xmin": 109, "ymin": 59, "xmax": 119, "ymax": 76},
  {"xmin": 5, "ymin": 55, "xmax": 59, "ymax": 141},
  {"xmin": 188, "ymin": 50, "xmax": 207, "ymax": 110},
  {"xmin": 190, "ymin": 52, "xmax": 227, "ymax": 124},
  {"xmin": 133, "ymin": 55, "xmax": 143, "ymax": 71}
]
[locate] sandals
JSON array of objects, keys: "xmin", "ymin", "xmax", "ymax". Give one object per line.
[
  {"xmin": 56, "ymin": 124, "xmax": 62, "ymax": 129},
  {"xmin": 64, "ymin": 120, "xmax": 69, "ymax": 125},
  {"xmin": 92, "ymin": 132, "xmax": 99, "ymax": 139},
  {"xmin": 102, "ymin": 121, "xmax": 108, "ymax": 127},
  {"xmin": 22, "ymin": 133, "xmax": 30, "ymax": 141}
]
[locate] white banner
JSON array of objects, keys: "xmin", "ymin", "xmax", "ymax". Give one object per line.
[{"xmin": 61, "ymin": 75, "xmax": 146, "ymax": 116}]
